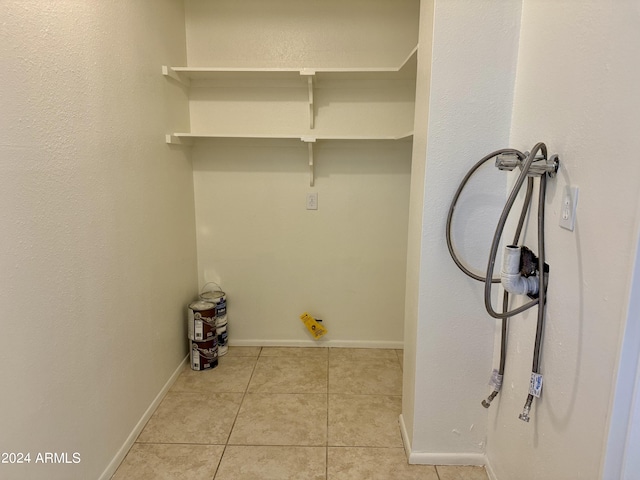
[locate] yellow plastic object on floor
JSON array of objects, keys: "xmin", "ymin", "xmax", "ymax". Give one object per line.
[{"xmin": 299, "ymin": 312, "xmax": 327, "ymax": 340}]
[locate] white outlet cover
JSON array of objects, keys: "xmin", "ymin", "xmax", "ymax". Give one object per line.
[
  {"xmin": 559, "ymin": 185, "xmax": 579, "ymax": 231},
  {"xmin": 306, "ymin": 192, "xmax": 318, "ymax": 210}
]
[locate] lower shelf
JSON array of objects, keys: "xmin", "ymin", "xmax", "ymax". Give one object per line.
[
  {"xmin": 166, "ymin": 132, "xmax": 413, "ymax": 187},
  {"xmin": 165, "ymin": 132, "xmax": 413, "ymax": 145}
]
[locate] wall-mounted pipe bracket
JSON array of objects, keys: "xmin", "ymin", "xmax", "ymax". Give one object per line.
[{"xmin": 495, "ymin": 152, "xmax": 560, "ymax": 177}]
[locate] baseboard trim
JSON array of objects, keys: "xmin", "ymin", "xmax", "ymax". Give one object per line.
[
  {"xmin": 399, "ymin": 414, "xmax": 412, "ymax": 459},
  {"xmin": 397, "ymin": 414, "xmax": 487, "ymax": 467},
  {"xmin": 98, "ymin": 354, "xmax": 189, "ymax": 480},
  {"xmin": 229, "ymin": 339, "xmax": 404, "ymax": 349},
  {"xmin": 407, "ymin": 451, "xmax": 486, "ymax": 466},
  {"xmin": 485, "ymin": 456, "xmax": 498, "ymax": 480}
]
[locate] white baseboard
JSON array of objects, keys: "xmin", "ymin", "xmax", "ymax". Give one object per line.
[
  {"xmin": 399, "ymin": 414, "xmax": 412, "ymax": 459},
  {"xmin": 98, "ymin": 355, "xmax": 189, "ymax": 480},
  {"xmin": 398, "ymin": 415, "xmax": 486, "ymax": 467},
  {"xmin": 229, "ymin": 339, "xmax": 404, "ymax": 349},
  {"xmin": 407, "ymin": 451, "xmax": 486, "ymax": 466},
  {"xmin": 485, "ymin": 457, "xmax": 498, "ymax": 480}
]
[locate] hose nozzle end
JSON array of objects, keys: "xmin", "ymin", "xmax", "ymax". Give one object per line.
[
  {"xmin": 518, "ymin": 405, "xmax": 531, "ymax": 423},
  {"xmin": 481, "ymin": 390, "xmax": 499, "ymax": 409}
]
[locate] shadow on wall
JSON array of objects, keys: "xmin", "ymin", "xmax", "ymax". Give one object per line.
[
  {"xmin": 537, "ymin": 166, "xmax": 584, "ymax": 441},
  {"xmin": 190, "ymin": 138, "xmax": 413, "ymax": 178}
]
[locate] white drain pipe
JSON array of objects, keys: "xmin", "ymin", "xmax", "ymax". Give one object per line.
[{"xmin": 501, "ymin": 245, "xmax": 539, "ymax": 296}]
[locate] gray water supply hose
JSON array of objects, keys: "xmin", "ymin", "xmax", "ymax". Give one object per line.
[
  {"xmin": 446, "ymin": 148, "xmax": 527, "ymax": 283},
  {"xmin": 446, "ymin": 148, "xmax": 535, "ymax": 408},
  {"xmin": 483, "ymin": 146, "xmax": 546, "ymax": 319},
  {"xmin": 520, "ymin": 172, "xmax": 549, "ymax": 422},
  {"xmin": 484, "ymin": 143, "xmax": 552, "ymax": 421},
  {"xmin": 446, "ymin": 149, "xmax": 532, "ymax": 409},
  {"xmin": 446, "ymin": 143, "xmax": 556, "ymax": 420}
]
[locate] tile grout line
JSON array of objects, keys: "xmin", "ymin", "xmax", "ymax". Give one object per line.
[
  {"xmin": 326, "ymin": 348, "xmax": 330, "ymax": 480},
  {"xmin": 137, "ymin": 441, "xmax": 415, "ymax": 448},
  {"xmin": 212, "ymin": 347, "xmax": 262, "ymax": 480},
  {"xmin": 212, "ymin": 443, "xmax": 406, "ymax": 448},
  {"xmin": 119, "ymin": 350, "xmax": 435, "ymax": 473},
  {"xmin": 121, "ymin": 348, "xmax": 453, "ymax": 479}
]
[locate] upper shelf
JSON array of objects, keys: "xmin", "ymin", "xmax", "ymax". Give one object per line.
[{"xmin": 162, "ymin": 46, "xmax": 418, "ymax": 86}]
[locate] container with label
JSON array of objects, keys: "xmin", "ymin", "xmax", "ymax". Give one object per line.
[
  {"xmin": 217, "ymin": 322, "xmax": 228, "ymax": 356},
  {"xmin": 190, "ymin": 337, "xmax": 218, "ymax": 371},
  {"xmin": 200, "ymin": 289, "xmax": 226, "ymax": 318},
  {"xmin": 187, "ymin": 301, "xmax": 217, "ymax": 341}
]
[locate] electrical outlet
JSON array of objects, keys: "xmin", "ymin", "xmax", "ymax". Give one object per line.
[
  {"xmin": 559, "ymin": 185, "xmax": 579, "ymax": 231},
  {"xmin": 306, "ymin": 192, "xmax": 318, "ymax": 210}
]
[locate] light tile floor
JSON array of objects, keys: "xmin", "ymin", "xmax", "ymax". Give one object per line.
[{"xmin": 112, "ymin": 347, "xmax": 489, "ymax": 480}]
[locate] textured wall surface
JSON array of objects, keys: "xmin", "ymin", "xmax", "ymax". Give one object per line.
[
  {"xmin": 186, "ymin": 0, "xmax": 418, "ymax": 346},
  {"xmin": 185, "ymin": 0, "xmax": 419, "ymax": 68},
  {"xmin": 403, "ymin": 0, "xmax": 522, "ymax": 462},
  {"xmin": 402, "ymin": 0, "xmax": 434, "ymax": 445},
  {"xmin": 406, "ymin": 1, "xmax": 640, "ymax": 475},
  {"xmin": 486, "ymin": 2, "xmax": 640, "ymax": 479},
  {"xmin": 0, "ymin": 2, "xmax": 196, "ymax": 479},
  {"xmin": 192, "ymin": 140, "xmax": 412, "ymax": 346}
]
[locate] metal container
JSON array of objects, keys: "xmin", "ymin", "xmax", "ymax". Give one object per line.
[
  {"xmin": 187, "ymin": 301, "xmax": 217, "ymax": 341},
  {"xmin": 200, "ymin": 289, "xmax": 227, "ymax": 318},
  {"xmin": 189, "ymin": 337, "xmax": 218, "ymax": 371},
  {"xmin": 216, "ymin": 322, "xmax": 228, "ymax": 356}
]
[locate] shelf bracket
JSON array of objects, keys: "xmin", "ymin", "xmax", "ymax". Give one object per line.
[
  {"xmin": 300, "ymin": 70, "xmax": 315, "ymax": 130},
  {"xmin": 165, "ymin": 134, "xmax": 193, "ymax": 146},
  {"xmin": 307, "ymin": 76, "xmax": 314, "ymax": 129},
  {"xmin": 162, "ymin": 66, "xmax": 190, "ymax": 87},
  {"xmin": 301, "ymin": 137, "xmax": 316, "ymax": 187}
]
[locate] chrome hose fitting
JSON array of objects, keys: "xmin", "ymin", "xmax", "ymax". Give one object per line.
[
  {"xmin": 495, "ymin": 152, "xmax": 560, "ymax": 178},
  {"xmin": 481, "ymin": 390, "xmax": 499, "ymax": 409}
]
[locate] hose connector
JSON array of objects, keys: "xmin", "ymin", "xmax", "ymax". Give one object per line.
[
  {"xmin": 501, "ymin": 246, "xmax": 539, "ymax": 296},
  {"xmin": 496, "ymin": 152, "xmax": 559, "ymax": 178},
  {"xmin": 519, "ymin": 404, "xmax": 531, "ymax": 423},
  {"xmin": 481, "ymin": 390, "xmax": 499, "ymax": 408},
  {"xmin": 495, "ymin": 153, "xmax": 521, "ymax": 172}
]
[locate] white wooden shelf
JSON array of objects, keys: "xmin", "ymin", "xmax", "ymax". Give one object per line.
[
  {"xmin": 165, "ymin": 132, "xmax": 413, "ymax": 144},
  {"xmin": 162, "ymin": 46, "xmax": 417, "ymax": 83},
  {"xmin": 162, "ymin": 46, "xmax": 417, "ymax": 185},
  {"xmin": 165, "ymin": 132, "xmax": 413, "ymax": 187}
]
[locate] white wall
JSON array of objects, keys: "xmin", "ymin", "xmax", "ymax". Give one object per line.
[
  {"xmin": 486, "ymin": 2, "xmax": 640, "ymax": 479},
  {"xmin": 604, "ymin": 229, "xmax": 640, "ymax": 479},
  {"xmin": 192, "ymin": 139, "xmax": 412, "ymax": 346},
  {"xmin": 185, "ymin": 0, "xmax": 419, "ymax": 69},
  {"xmin": 0, "ymin": 2, "xmax": 196, "ymax": 479},
  {"xmin": 401, "ymin": 0, "xmax": 434, "ymax": 446},
  {"xmin": 405, "ymin": 1, "xmax": 640, "ymax": 476},
  {"xmin": 402, "ymin": 0, "xmax": 522, "ymax": 463},
  {"xmin": 186, "ymin": 0, "xmax": 419, "ymax": 347}
]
